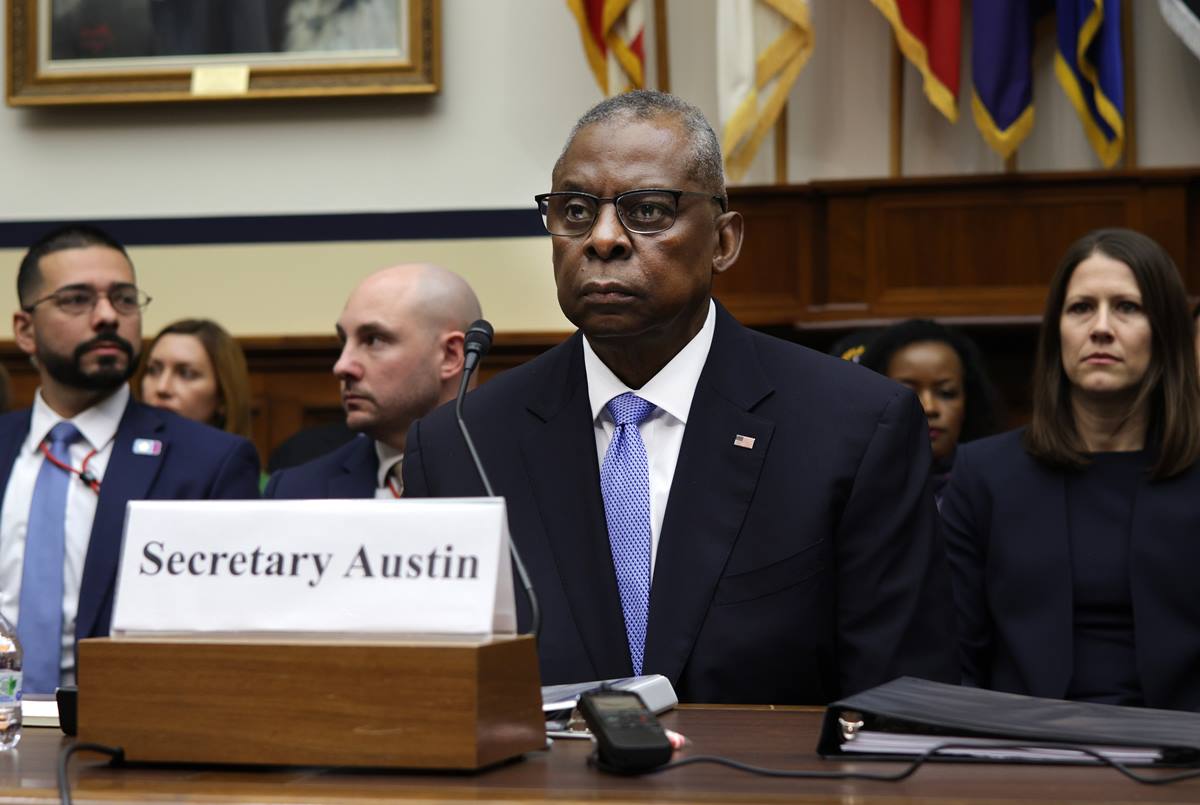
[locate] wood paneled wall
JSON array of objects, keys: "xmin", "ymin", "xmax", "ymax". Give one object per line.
[
  {"xmin": 716, "ymin": 169, "xmax": 1198, "ymax": 323},
  {"xmin": 2, "ymin": 169, "xmax": 1197, "ymax": 462}
]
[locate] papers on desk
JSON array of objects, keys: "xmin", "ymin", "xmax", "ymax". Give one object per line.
[
  {"xmin": 841, "ymin": 730, "xmax": 1163, "ymax": 765},
  {"xmin": 20, "ymin": 696, "xmax": 59, "ymax": 728}
]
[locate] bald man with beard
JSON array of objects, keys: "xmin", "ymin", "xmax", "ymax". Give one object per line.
[{"xmin": 265, "ymin": 264, "xmax": 482, "ymax": 499}]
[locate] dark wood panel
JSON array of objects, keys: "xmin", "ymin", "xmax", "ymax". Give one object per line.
[
  {"xmin": 820, "ymin": 195, "xmax": 870, "ymax": 309},
  {"xmin": 871, "ymin": 193, "xmax": 1130, "ymax": 289},
  {"xmin": 713, "ymin": 193, "xmax": 812, "ymax": 325},
  {"xmin": 730, "ymin": 168, "xmax": 1200, "ymax": 323}
]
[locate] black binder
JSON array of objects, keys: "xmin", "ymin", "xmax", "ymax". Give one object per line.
[{"xmin": 818, "ymin": 677, "xmax": 1200, "ymax": 766}]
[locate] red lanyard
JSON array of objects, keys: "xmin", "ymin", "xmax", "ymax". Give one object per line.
[
  {"xmin": 385, "ymin": 477, "xmax": 402, "ymax": 498},
  {"xmin": 40, "ymin": 441, "xmax": 100, "ymax": 494}
]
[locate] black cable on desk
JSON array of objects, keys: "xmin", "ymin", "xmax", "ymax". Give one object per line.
[
  {"xmin": 57, "ymin": 742, "xmax": 124, "ymax": 805},
  {"xmin": 590, "ymin": 741, "xmax": 1200, "ymax": 785}
]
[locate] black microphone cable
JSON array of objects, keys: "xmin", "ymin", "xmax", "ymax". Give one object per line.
[
  {"xmin": 587, "ymin": 741, "xmax": 1200, "ymax": 785},
  {"xmin": 455, "ymin": 320, "xmax": 542, "ymax": 640},
  {"xmin": 57, "ymin": 741, "xmax": 124, "ymax": 805}
]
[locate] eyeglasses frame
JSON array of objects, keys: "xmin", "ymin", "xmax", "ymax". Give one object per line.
[
  {"xmin": 21, "ymin": 283, "xmax": 152, "ymax": 316},
  {"xmin": 534, "ymin": 188, "xmax": 729, "ymax": 237}
]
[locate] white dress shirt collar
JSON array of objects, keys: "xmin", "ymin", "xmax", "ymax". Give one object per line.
[
  {"xmin": 582, "ymin": 299, "xmax": 716, "ymax": 425},
  {"xmin": 374, "ymin": 440, "xmax": 404, "ymax": 490},
  {"xmin": 28, "ymin": 384, "xmax": 129, "ymax": 454}
]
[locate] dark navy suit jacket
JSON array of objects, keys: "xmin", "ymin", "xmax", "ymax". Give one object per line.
[
  {"xmin": 404, "ymin": 303, "xmax": 957, "ymax": 704},
  {"xmin": 263, "ymin": 435, "xmax": 377, "ymax": 499},
  {"xmin": 0, "ymin": 398, "xmax": 260, "ymax": 643},
  {"xmin": 941, "ymin": 428, "xmax": 1200, "ymax": 711}
]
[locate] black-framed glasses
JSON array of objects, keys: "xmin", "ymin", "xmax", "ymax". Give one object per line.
[
  {"xmin": 534, "ymin": 189, "xmax": 727, "ymax": 237},
  {"xmin": 22, "ymin": 283, "xmax": 151, "ymax": 316}
]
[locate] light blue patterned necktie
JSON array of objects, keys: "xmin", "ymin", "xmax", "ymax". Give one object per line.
[
  {"xmin": 18, "ymin": 421, "xmax": 81, "ymax": 694},
  {"xmin": 600, "ymin": 393, "xmax": 656, "ymax": 676}
]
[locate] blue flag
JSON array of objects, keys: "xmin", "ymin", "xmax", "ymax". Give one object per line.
[
  {"xmin": 1055, "ymin": 0, "xmax": 1125, "ymax": 166},
  {"xmin": 971, "ymin": 1, "xmax": 1039, "ymax": 159}
]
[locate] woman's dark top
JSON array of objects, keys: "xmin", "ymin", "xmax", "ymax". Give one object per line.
[
  {"xmin": 932, "ymin": 452, "xmax": 954, "ymax": 511},
  {"xmin": 1064, "ymin": 449, "xmax": 1149, "ymax": 706}
]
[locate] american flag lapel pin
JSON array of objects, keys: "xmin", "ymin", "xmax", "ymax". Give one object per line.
[
  {"xmin": 132, "ymin": 438, "xmax": 163, "ymax": 456},
  {"xmin": 733, "ymin": 434, "xmax": 756, "ymax": 450}
]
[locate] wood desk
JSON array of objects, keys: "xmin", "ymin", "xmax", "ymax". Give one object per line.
[{"xmin": 6, "ymin": 706, "xmax": 1199, "ymax": 803}]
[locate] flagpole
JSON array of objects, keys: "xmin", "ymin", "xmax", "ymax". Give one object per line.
[
  {"xmin": 1120, "ymin": 0, "xmax": 1137, "ymax": 168},
  {"xmin": 654, "ymin": 0, "xmax": 670, "ymax": 92},
  {"xmin": 775, "ymin": 107, "xmax": 789, "ymax": 183},
  {"xmin": 889, "ymin": 39, "xmax": 904, "ymax": 177}
]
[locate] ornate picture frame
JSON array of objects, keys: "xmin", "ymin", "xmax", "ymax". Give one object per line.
[{"xmin": 6, "ymin": 0, "xmax": 439, "ymax": 106}]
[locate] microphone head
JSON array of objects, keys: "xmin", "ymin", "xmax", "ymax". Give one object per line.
[{"xmin": 464, "ymin": 319, "xmax": 494, "ymax": 357}]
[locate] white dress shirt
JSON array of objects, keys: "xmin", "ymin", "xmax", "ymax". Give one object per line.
[
  {"xmin": 374, "ymin": 441, "xmax": 404, "ymax": 499},
  {"xmin": 0, "ymin": 385, "xmax": 129, "ymax": 685},
  {"xmin": 583, "ymin": 300, "xmax": 716, "ymax": 576}
]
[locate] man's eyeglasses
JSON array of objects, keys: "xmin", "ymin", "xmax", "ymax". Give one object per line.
[
  {"xmin": 22, "ymin": 284, "xmax": 151, "ymax": 316},
  {"xmin": 534, "ymin": 189, "xmax": 727, "ymax": 237}
]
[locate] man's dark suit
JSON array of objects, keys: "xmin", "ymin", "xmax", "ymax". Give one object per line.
[
  {"xmin": 941, "ymin": 428, "xmax": 1200, "ymax": 711},
  {"xmin": 404, "ymin": 304, "xmax": 956, "ymax": 704},
  {"xmin": 263, "ymin": 435, "xmax": 377, "ymax": 499},
  {"xmin": 0, "ymin": 398, "xmax": 260, "ymax": 643}
]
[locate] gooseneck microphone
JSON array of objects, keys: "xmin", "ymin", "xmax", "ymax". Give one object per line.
[
  {"xmin": 462, "ymin": 320, "xmax": 492, "ymax": 374},
  {"xmin": 455, "ymin": 320, "xmax": 542, "ymax": 639}
]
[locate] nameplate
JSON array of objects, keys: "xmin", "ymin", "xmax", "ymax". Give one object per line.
[
  {"xmin": 190, "ymin": 65, "xmax": 250, "ymax": 96},
  {"xmin": 110, "ymin": 499, "xmax": 516, "ymax": 636}
]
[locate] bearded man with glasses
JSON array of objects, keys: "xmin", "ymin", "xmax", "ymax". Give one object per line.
[
  {"xmin": 0, "ymin": 225, "xmax": 260, "ymax": 694},
  {"xmin": 405, "ymin": 91, "xmax": 955, "ymax": 704}
]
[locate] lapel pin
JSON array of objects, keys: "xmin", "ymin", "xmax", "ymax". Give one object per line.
[
  {"xmin": 132, "ymin": 438, "xmax": 163, "ymax": 456},
  {"xmin": 733, "ymin": 434, "xmax": 756, "ymax": 450}
]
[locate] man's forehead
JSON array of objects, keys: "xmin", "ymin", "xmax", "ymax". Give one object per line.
[
  {"xmin": 39, "ymin": 245, "xmax": 133, "ymax": 285},
  {"xmin": 338, "ymin": 288, "xmax": 413, "ymax": 334},
  {"xmin": 554, "ymin": 116, "xmax": 690, "ymax": 186}
]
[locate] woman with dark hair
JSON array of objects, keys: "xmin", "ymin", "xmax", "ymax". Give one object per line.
[
  {"xmin": 861, "ymin": 320, "xmax": 1000, "ymax": 506},
  {"xmin": 135, "ymin": 319, "xmax": 253, "ymax": 440},
  {"xmin": 942, "ymin": 228, "xmax": 1200, "ymax": 710}
]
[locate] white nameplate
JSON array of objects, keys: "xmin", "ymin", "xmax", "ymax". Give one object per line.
[
  {"xmin": 110, "ymin": 498, "xmax": 516, "ymax": 636},
  {"xmin": 190, "ymin": 65, "xmax": 250, "ymax": 96}
]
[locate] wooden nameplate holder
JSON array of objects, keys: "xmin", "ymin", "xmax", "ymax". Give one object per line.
[{"xmin": 76, "ymin": 634, "xmax": 544, "ymax": 770}]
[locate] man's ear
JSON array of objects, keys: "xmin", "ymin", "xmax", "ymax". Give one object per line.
[
  {"xmin": 712, "ymin": 210, "xmax": 744, "ymax": 277},
  {"xmin": 12, "ymin": 311, "xmax": 35, "ymax": 357},
  {"xmin": 440, "ymin": 330, "xmax": 466, "ymax": 381}
]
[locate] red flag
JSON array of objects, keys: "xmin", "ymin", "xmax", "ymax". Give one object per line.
[
  {"xmin": 567, "ymin": 0, "xmax": 646, "ymax": 96},
  {"xmin": 872, "ymin": 0, "xmax": 961, "ymax": 122}
]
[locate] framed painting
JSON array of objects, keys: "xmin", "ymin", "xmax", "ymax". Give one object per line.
[{"xmin": 6, "ymin": 0, "xmax": 439, "ymax": 105}]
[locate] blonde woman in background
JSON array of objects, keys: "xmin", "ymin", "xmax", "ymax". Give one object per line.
[{"xmin": 136, "ymin": 318, "xmax": 253, "ymax": 440}]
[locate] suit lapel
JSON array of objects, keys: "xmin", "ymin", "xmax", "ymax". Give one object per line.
[
  {"xmin": 0, "ymin": 411, "xmax": 33, "ymax": 531},
  {"xmin": 1002, "ymin": 453, "xmax": 1072, "ymax": 696},
  {"xmin": 520, "ymin": 335, "xmax": 633, "ymax": 679},
  {"xmin": 76, "ymin": 401, "xmax": 166, "ymax": 640},
  {"xmin": 642, "ymin": 307, "xmax": 774, "ymax": 682},
  {"xmin": 330, "ymin": 437, "xmax": 377, "ymax": 498}
]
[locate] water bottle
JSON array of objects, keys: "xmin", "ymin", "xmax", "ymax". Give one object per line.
[{"xmin": 0, "ymin": 614, "xmax": 20, "ymax": 750}]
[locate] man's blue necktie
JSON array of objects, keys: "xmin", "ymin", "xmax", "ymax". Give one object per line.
[
  {"xmin": 600, "ymin": 393, "xmax": 655, "ymax": 676},
  {"xmin": 18, "ymin": 421, "xmax": 81, "ymax": 694}
]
